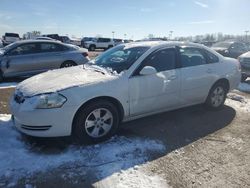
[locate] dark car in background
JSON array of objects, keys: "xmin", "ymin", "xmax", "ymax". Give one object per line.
[
  {"xmin": 0, "ymin": 40, "xmax": 89, "ymax": 82},
  {"xmin": 238, "ymin": 51, "xmax": 250, "ymax": 82},
  {"xmin": 211, "ymin": 41, "xmax": 248, "ymax": 59},
  {"xmin": 42, "ymin": 34, "xmax": 62, "ymax": 42},
  {"xmin": 2, "ymin": 33, "xmax": 20, "ymax": 46}
]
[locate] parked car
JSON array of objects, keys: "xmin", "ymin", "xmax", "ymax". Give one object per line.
[
  {"xmin": 35, "ymin": 37, "xmax": 55, "ymax": 41},
  {"xmin": 10, "ymin": 41, "xmax": 241, "ymax": 143},
  {"xmin": 42, "ymin": 34, "xmax": 62, "ymax": 42},
  {"xmin": 81, "ymin": 37, "xmax": 96, "ymax": 48},
  {"xmin": 69, "ymin": 37, "xmax": 81, "ymax": 46},
  {"xmin": 211, "ymin": 41, "xmax": 248, "ymax": 59},
  {"xmin": 0, "ymin": 40, "xmax": 89, "ymax": 82},
  {"xmin": 60, "ymin": 36, "xmax": 71, "ymax": 43},
  {"xmin": 2, "ymin": 33, "xmax": 20, "ymax": 46},
  {"xmin": 238, "ymin": 51, "xmax": 250, "ymax": 82},
  {"xmin": 84, "ymin": 37, "xmax": 114, "ymax": 51},
  {"xmin": 113, "ymin": 39, "xmax": 124, "ymax": 46},
  {"xmin": 0, "ymin": 39, "xmax": 3, "ymax": 48}
]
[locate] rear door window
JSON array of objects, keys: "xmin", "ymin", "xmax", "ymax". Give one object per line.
[
  {"xmin": 40, "ymin": 43, "xmax": 63, "ymax": 52},
  {"xmin": 179, "ymin": 47, "xmax": 207, "ymax": 67}
]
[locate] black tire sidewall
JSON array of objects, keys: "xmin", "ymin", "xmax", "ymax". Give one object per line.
[
  {"xmin": 89, "ymin": 45, "xmax": 95, "ymax": 51},
  {"xmin": 0, "ymin": 71, "xmax": 3, "ymax": 82},
  {"xmin": 205, "ymin": 83, "xmax": 227, "ymax": 110},
  {"xmin": 73, "ymin": 100, "xmax": 120, "ymax": 144},
  {"xmin": 60, "ymin": 61, "xmax": 76, "ymax": 68}
]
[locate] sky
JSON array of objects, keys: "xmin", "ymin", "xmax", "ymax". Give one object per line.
[{"xmin": 0, "ymin": 0, "xmax": 250, "ymax": 40}]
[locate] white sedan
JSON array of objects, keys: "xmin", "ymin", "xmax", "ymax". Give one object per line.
[{"xmin": 10, "ymin": 41, "xmax": 241, "ymax": 143}]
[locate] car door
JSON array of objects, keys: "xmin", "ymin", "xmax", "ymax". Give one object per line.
[
  {"xmin": 179, "ymin": 47, "xmax": 216, "ymax": 105},
  {"xmin": 129, "ymin": 47, "xmax": 181, "ymax": 116},
  {"xmin": 1, "ymin": 43, "xmax": 39, "ymax": 77},
  {"xmin": 32, "ymin": 42, "xmax": 66, "ymax": 72}
]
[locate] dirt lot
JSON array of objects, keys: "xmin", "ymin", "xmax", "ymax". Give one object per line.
[{"xmin": 0, "ymin": 82, "xmax": 249, "ymax": 187}]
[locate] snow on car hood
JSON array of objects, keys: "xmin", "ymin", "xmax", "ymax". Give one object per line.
[
  {"xmin": 211, "ymin": 47, "xmax": 227, "ymax": 51},
  {"xmin": 239, "ymin": 51, "xmax": 250, "ymax": 58},
  {"xmin": 16, "ymin": 65, "xmax": 117, "ymax": 97}
]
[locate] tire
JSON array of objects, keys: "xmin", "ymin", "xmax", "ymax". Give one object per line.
[
  {"xmin": 72, "ymin": 100, "xmax": 120, "ymax": 143},
  {"xmin": 107, "ymin": 45, "xmax": 113, "ymax": 49},
  {"xmin": 0, "ymin": 71, "xmax": 3, "ymax": 83},
  {"xmin": 89, "ymin": 45, "xmax": 96, "ymax": 51},
  {"xmin": 241, "ymin": 75, "xmax": 247, "ymax": 82},
  {"xmin": 60, "ymin": 61, "xmax": 77, "ymax": 68},
  {"xmin": 205, "ymin": 82, "xmax": 228, "ymax": 110}
]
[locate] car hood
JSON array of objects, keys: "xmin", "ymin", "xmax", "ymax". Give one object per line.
[
  {"xmin": 211, "ymin": 47, "xmax": 227, "ymax": 51},
  {"xmin": 239, "ymin": 51, "xmax": 250, "ymax": 58},
  {"xmin": 16, "ymin": 65, "xmax": 117, "ymax": 97}
]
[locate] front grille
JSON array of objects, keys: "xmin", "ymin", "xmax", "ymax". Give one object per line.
[
  {"xmin": 21, "ymin": 125, "xmax": 52, "ymax": 131},
  {"xmin": 14, "ymin": 92, "xmax": 25, "ymax": 104}
]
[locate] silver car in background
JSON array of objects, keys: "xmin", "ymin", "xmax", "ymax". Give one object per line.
[{"xmin": 0, "ymin": 40, "xmax": 89, "ymax": 82}]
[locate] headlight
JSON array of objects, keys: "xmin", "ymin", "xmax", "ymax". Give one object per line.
[{"xmin": 36, "ymin": 93, "xmax": 67, "ymax": 109}]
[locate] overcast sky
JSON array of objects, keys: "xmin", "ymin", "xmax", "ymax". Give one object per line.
[{"xmin": 0, "ymin": 0, "xmax": 250, "ymax": 39}]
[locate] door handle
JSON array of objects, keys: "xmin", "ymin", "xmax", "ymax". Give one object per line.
[{"xmin": 206, "ymin": 69, "xmax": 213, "ymax": 73}]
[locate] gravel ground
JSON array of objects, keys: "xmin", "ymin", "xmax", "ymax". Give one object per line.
[{"xmin": 0, "ymin": 79, "xmax": 249, "ymax": 187}]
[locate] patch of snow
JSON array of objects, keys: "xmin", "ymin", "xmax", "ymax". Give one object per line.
[
  {"xmin": 237, "ymin": 82, "xmax": 250, "ymax": 93},
  {"xmin": 0, "ymin": 82, "xmax": 17, "ymax": 89},
  {"xmin": 96, "ymin": 167, "xmax": 169, "ymax": 188},
  {"xmin": 16, "ymin": 65, "xmax": 117, "ymax": 97},
  {"xmin": 0, "ymin": 114, "xmax": 166, "ymax": 187},
  {"xmin": 226, "ymin": 93, "xmax": 250, "ymax": 113}
]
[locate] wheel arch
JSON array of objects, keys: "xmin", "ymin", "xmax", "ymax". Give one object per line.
[
  {"xmin": 212, "ymin": 78, "xmax": 230, "ymax": 92},
  {"xmin": 72, "ymin": 96, "xmax": 125, "ymax": 133}
]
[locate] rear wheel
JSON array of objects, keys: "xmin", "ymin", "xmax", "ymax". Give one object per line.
[
  {"xmin": 107, "ymin": 45, "xmax": 113, "ymax": 49},
  {"xmin": 60, "ymin": 61, "xmax": 76, "ymax": 68},
  {"xmin": 89, "ymin": 45, "xmax": 96, "ymax": 51},
  {"xmin": 72, "ymin": 100, "xmax": 120, "ymax": 143},
  {"xmin": 205, "ymin": 82, "xmax": 227, "ymax": 110}
]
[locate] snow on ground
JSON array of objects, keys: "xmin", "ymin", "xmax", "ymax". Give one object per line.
[
  {"xmin": 237, "ymin": 82, "xmax": 250, "ymax": 93},
  {"xmin": 226, "ymin": 93, "xmax": 250, "ymax": 113},
  {"xmin": 0, "ymin": 82, "xmax": 17, "ymax": 89},
  {"xmin": 0, "ymin": 114, "xmax": 167, "ymax": 187}
]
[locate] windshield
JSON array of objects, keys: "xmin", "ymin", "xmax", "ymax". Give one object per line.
[
  {"xmin": 1, "ymin": 43, "xmax": 17, "ymax": 53},
  {"xmin": 212, "ymin": 42, "xmax": 232, "ymax": 48},
  {"xmin": 91, "ymin": 45, "xmax": 149, "ymax": 73}
]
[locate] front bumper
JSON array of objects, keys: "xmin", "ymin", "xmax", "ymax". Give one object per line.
[{"xmin": 10, "ymin": 97, "xmax": 76, "ymax": 137}]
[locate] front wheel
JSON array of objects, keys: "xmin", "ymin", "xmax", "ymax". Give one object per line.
[
  {"xmin": 72, "ymin": 100, "xmax": 120, "ymax": 143},
  {"xmin": 205, "ymin": 83, "xmax": 227, "ymax": 110}
]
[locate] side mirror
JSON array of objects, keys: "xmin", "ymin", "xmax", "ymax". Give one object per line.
[{"xmin": 139, "ymin": 66, "xmax": 157, "ymax": 76}]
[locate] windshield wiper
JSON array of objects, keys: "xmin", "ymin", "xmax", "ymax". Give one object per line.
[{"xmin": 83, "ymin": 64, "xmax": 107, "ymax": 75}]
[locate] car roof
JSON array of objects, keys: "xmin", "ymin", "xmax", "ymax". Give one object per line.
[
  {"xmin": 123, "ymin": 41, "xmax": 206, "ymax": 48},
  {"xmin": 13, "ymin": 40, "xmax": 62, "ymax": 45}
]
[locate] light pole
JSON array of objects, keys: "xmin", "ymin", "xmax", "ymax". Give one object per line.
[
  {"xmin": 112, "ymin": 31, "xmax": 115, "ymax": 39},
  {"xmin": 169, "ymin": 31, "xmax": 173, "ymax": 40},
  {"xmin": 245, "ymin": 30, "xmax": 249, "ymax": 41}
]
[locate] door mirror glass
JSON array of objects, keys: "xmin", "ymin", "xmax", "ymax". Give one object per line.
[{"xmin": 139, "ymin": 66, "xmax": 157, "ymax": 75}]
